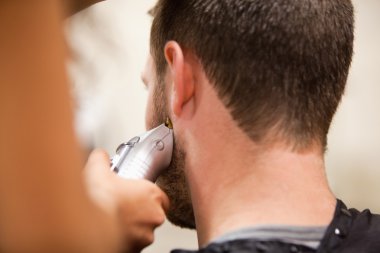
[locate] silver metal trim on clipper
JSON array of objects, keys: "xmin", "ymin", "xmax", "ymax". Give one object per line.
[{"xmin": 110, "ymin": 123, "xmax": 173, "ymax": 182}]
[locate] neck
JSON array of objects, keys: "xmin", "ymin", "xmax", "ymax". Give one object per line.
[
  {"xmin": 177, "ymin": 78, "xmax": 336, "ymax": 247},
  {"xmin": 185, "ymin": 135, "xmax": 336, "ymax": 247}
]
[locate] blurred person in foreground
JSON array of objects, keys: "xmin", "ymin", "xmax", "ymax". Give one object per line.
[
  {"xmin": 0, "ymin": 1, "xmax": 168, "ymax": 252},
  {"xmin": 142, "ymin": 0, "xmax": 380, "ymax": 252}
]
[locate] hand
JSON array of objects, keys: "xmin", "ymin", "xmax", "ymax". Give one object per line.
[{"xmin": 84, "ymin": 149, "xmax": 170, "ymax": 253}]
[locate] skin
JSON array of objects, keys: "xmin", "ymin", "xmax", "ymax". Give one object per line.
[
  {"xmin": 143, "ymin": 56, "xmax": 195, "ymax": 229},
  {"xmin": 142, "ymin": 41, "xmax": 337, "ymax": 247},
  {"xmin": 84, "ymin": 150, "xmax": 169, "ymax": 252},
  {"xmin": 0, "ymin": 1, "xmax": 168, "ymax": 252}
]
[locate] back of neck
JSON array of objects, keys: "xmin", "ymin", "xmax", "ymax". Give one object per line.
[{"xmin": 186, "ymin": 143, "xmax": 336, "ymax": 247}]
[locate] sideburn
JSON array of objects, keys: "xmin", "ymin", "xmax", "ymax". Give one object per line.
[{"xmin": 152, "ymin": 76, "xmax": 196, "ymax": 229}]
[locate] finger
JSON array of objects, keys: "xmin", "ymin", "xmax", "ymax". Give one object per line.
[
  {"xmin": 85, "ymin": 149, "xmax": 111, "ymax": 172},
  {"xmin": 158, "ymin": 188, "xmax": 170, "ymax": 213}
]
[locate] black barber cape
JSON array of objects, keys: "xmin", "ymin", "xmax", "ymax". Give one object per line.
[{"xmin": 172, "ymin": 200, "xmax": 380, "ymax": 253}]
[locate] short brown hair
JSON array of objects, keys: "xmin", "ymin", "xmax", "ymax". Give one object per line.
[{"xmin": 150, "ymin": 0, "xmax": 354, "ymax": 150}]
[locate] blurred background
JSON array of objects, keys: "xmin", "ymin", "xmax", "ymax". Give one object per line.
[{"xmin": 65, "ymin": 0, "xmax": 380, "ymax": 252}]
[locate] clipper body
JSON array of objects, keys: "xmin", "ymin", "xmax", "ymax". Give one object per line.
[{"xmin": 110, "ymin": 124, "xmax": 173, "ymax": 182}]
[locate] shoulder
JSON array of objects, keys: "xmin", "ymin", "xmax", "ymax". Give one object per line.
[
  {"xmin": 319, "ymin": 200, "xmax": 380, "ymax": 252},
  {"xmin": 350, "ymin": 206, "xmax": 380, "ymax": 228},
  {"xmin": 347, "ymin": 207, "xmax": 380, "ymax": 246}
]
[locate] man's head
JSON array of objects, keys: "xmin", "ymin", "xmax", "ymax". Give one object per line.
[{"xmin": 144, "ymin": 0, "xmax": 354, "ymax": 228}]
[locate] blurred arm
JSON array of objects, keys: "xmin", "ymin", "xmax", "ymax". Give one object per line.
[{"xmin": 0, "ymin": 1, "xmax": 121, "ymax": 252}]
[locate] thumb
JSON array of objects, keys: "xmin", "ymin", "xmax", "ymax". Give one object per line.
[
  {"xmin": 84, "ymin": 149, "xmax": 116, "ymax": 214},
  {"xmin": 85, "ymin": 149, "xmax": 111, "ymax": 173}
]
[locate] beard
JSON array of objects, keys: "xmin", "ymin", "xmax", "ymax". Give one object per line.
[{"xmin": 148, "ymin": 77, "xmax": 196, "ymax": 229}]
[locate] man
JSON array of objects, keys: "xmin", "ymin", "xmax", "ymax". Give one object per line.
[{"xmin": 142, "ymin": 0, "xmax": 380, "ymax": 252}]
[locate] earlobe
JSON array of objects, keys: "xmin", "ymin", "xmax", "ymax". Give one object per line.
[{"xmin": 164, "ymin": 41, "xmax": 195, "ymax": 118}]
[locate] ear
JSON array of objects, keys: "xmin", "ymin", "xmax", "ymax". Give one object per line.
[{"xmin": 164, "ymin": 41, "xmax": 195, "ymax": 118}]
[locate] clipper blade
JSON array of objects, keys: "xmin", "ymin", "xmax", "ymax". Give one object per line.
[{"xmin": 165, "ymin": 117, "xmax": 173, "ymax": 129}]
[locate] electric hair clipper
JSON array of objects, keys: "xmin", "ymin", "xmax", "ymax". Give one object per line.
[{"xmin": 110, "ymin": 120, "xmax": 173, "ymax": 182}]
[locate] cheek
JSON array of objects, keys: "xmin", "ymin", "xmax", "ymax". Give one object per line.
[{"xmin": 145, "ymin": 85, "xmax": 155, "ymax": 130}]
